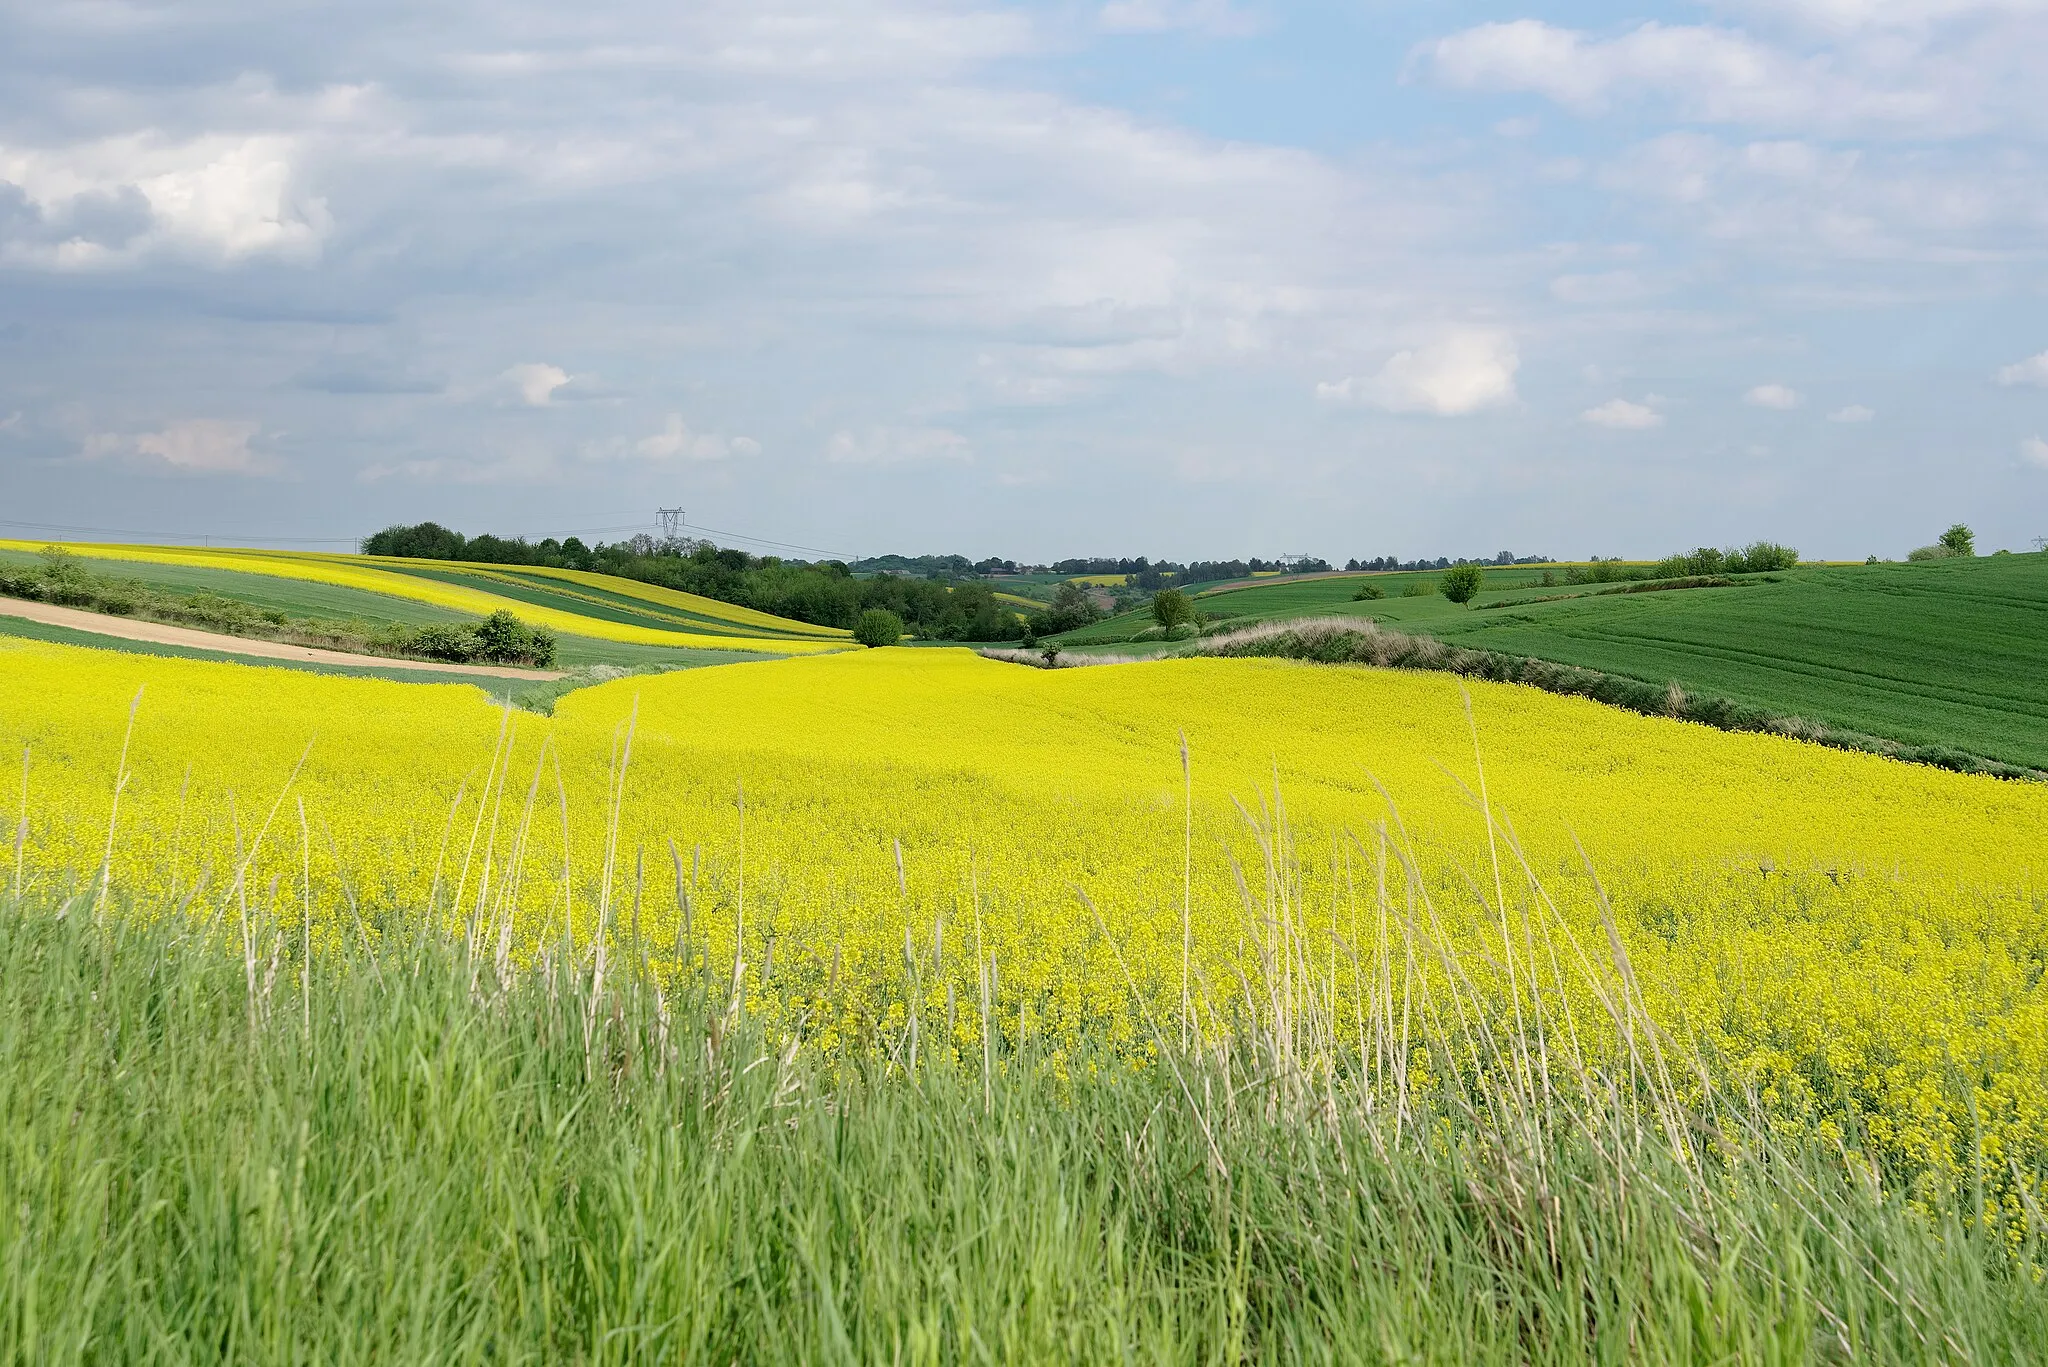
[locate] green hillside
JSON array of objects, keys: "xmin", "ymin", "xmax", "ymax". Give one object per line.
[{"xmin": 1059, "ymin": 555, "xmax": 2048, "ymax": 772}]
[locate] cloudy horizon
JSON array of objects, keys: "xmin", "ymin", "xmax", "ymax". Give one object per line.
[{"xmin": 3, "ymin": 0, "xmax": 2047, "ymax": 562}]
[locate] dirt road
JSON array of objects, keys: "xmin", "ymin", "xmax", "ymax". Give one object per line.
[{"xmin": 0, "ymin": 598, "xmax": 569, "ymax": 681}]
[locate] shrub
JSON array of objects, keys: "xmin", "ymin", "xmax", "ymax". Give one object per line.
[
  {"xmin": 1728, "ymin": 541, "xmax": 1799, "ymax": 573},
  {"xmin": 1351, "ymin": 582, "xmax": 1385, "ymax": 601},
  {"xmin": 853, "ymin": 609, "xmax": 904, "ymax": 647},
  {"xmin": 1907, "ymin": 545, "xmax": 1953, "ymax": 562},
  {"xmin": 1440, "ymin": 563, "xmax": 1484, "ymax": 605},
  {"xmin": 473, "ymin": 609, "xmax": 557, "ymax": 666},
  {"xmin": 1402, "ymin": 579, "xmax": 1434, "ymax": 598},
  {"xmin": 408, "ymin": 624, "xmax": 481, "ymax": 663},
  {"xmin": 1150, "ymin": 588, "xmax": 1196, "ymax": 630}
]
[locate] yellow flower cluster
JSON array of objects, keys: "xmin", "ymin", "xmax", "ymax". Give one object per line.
[
  {"xmin": 5, "ymin": 636, "xmax": 2045, "ymax": 1203},
  {"xmin": 0, "ymin": 541, "xmax": 843, "ymax": 653}
]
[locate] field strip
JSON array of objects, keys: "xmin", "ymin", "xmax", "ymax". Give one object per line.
[
  {"xmin": 497, "ymin": 565, "xmax": 853, "ymax": 636},
  {"xmin": 0, "ymin": 598, "xmax": 569, "ymax": 680},
  {"xmin": 1532, "ymin": 622, "xmax": 2048, "ymax": 716}
]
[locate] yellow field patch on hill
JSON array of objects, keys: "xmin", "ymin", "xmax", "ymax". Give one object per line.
[{"xmin": 0, "ymin": 542, "xmax": 842, "ymax": 654}]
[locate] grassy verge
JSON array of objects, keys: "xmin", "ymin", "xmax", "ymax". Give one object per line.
[{"xmin": 2, "ymin": 889, "xmax": 2044, "ymax": 1364}]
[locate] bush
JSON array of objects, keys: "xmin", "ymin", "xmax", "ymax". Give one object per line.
[
  {"xmin": 1440, "ymin": 563, "xmax": 1484, "ymax": 605},
  {"xmin": 408, "ymin": 624, "xmax": 481, "ymax": 663},
  {"xmin": 473, "ymin": 609, "xmax": 557, "ymax": 667},
  {"xmin": 1907, "ymin": 545, "xmax": 1953, "ymax": 562},
  {"xmin": 853, "ymin": 609, "xmax": 904, "ymax": 647},
  {"xmin": 1728, "ymin": 541, "xmax": 1799, "ymax": 573},
  {"xmin": 1150, "ymin": 588, "xmax": 1196, "ymax": 630},
  {"xmin": 1351, "ymin": 582, "xmax": 1385, "ymax": 601},
  {"xmin": 1939, "ymin": 523, "xmax": 1976, "ymax": 557}
]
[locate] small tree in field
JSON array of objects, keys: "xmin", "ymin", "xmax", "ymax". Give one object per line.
[
  {"xmin": 1150, "ymin": 588, "xmax": 1196, "ymax": 630},
  {"xmin": 853, "ymin": 609, "xmax": 904, "ymax": 647},
  {"xmin": 1939, "ymin": 523, "xmax": 1976, "ymax": 557},
  {"xmin": 1440, "ymin": 563, "xmax": 1484, "ymax": 605}
]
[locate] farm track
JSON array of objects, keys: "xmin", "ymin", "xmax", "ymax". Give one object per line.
[{"xmin": 0, "ymin": 599, "xmax": 569, "ymax": 680}]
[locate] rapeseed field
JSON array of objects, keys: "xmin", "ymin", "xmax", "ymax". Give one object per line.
[{"xmin": 5, "ymin": 636, "xmax": 2045, "ymax": 1214}]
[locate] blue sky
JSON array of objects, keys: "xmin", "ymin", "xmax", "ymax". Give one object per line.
[{"xmin": 3, "ymin": 0, "xmax": 2046, "ymax": 562}]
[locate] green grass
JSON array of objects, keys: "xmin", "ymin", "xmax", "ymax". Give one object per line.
[
  {"xmin": 4, "ymin": 892, "xmax": 2044, "ymax": 1364},
  {"xmin": 1058, "ymin": 556, "xmax": 2048, "ymax": 771}
]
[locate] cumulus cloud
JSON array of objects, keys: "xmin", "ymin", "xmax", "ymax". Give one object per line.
[
  {"xmin": 1316, "ymin": 329, "xmax": 1519, "ymax": 416},
  {"xmin": 1581, "ymin": 398, "xmax": 1665, "ymax": 429},
  {"xmin": 1745, "ymin": 383, "xmax": 1805, "ymax": 409},
  {"xmin": 1829, "ymin": 404, "xmax": 1876, "ymax": 422},
  {"xmin": 505, "ymin": 363, "xmax": 571, "ymax": 407},
  {"xmin": 629, "ymin": 414, "xmax": 760, "ymax": 462},
  {"xmin": 826, "ymin": 426, "xmax": 973, "ymax": 464},
  {"xmin": 0, "ymin": 134, "xmax": 327, "ymax": 268},
  {"xmin": 1997, "ymin": 351, "xmax": 2048, "ymax": 386},
  {"xmin": 83, "ymin": 419, "xmax": 271, "ymax": 475},
  {"xmin": 2022, "ymin": 435, "xmax": 2048, "ymax": 468}
]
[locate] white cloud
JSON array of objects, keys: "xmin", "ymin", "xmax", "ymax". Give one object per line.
[
  {"xmin": 1425, "ymin": 21, "xmax": 1808, "ymax": 119},
  {"xmin": 505, "ymin": 363, "xmax": 571, "ymax": 407},
  {"xmin": 1098, "ymin": 0, "xmax": 1259, "ymax": 36},
  {"xmin": 1997, "ymin": 351, "xmax": 2048, "ymax": 386},
  {"xmin": 1422, "ymin": 12, "xmax": 2048, "ymax": 137},
  {"xmin": 0, "ymin": 133, "xmax": 327, "ymax": 268},
  {"xmin": 1745, "ymin": 383, "xmax": 1804, "ymax": 409},
  {"xmin": 1829, "ymin": 404, "xmax": 1876, "ymax": 422},
  {"xmin": 826, "ymin": 426, "xmax": 973, "ymax": 464},
  {"xmin": 1581, "ymin": 397, "xmax": 1665, "ymax": 429},
  {"xmin": 629, "ymin": 414, "xmax": 760, "ymax": 462},
  {"xmin": 83, "ymin": 419, "xmax": 271, "ymax": 475},
  {"xmin": 2022, "ymin": 435, "xmax": 2048, "ymax": 468},
  {"xmin": 1316, "ymin": 329, "xmax": 1519, "ymax": 416}
]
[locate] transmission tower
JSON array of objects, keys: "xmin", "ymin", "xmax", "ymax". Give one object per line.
[{"xmin": 656, "ymin": 507, "xmax": 686, "ymax": 542}]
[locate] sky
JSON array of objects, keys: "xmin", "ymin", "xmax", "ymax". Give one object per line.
[{"xmin": 3, "ymin": 0, "xmax": 2047, "ymax": 563}]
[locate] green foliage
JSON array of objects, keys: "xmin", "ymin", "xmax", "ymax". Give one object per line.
[
  {"xmin": 1646, "ymin": 542, "xmax": 1798, "ymax": 580},
  {"xmin": 853, "ymin": 608, "xmax": 904, "ymax": 647},
  {"xmin": 1940, "ymin": 523, "xmax": 1977, "ymax": 557},
  {"xmin": 1403, "ymin": 578, "xmax": 1435, "ymax": 597},
  {"xmin": 1029, "ymin": 581, "xmax": 1102, "ymax": 636},
  {"xmin": 1440, "ymin": 563, "xmax": 1484, "ymax": 605},
  {"xmin": 3, "ymin": 897, "xmax": 2045, "ymax": 1363},
  {"xmin": 1730, "ymin": 541, "xmax": 1800, "ymax": 572},
  {"xmin": 1150, "ymin": 588, "xmax": 1196, "ymax": 629},
  {"xmin": 1351, "ymin": 582, "xmax": 1386, "ymax": 601}
]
